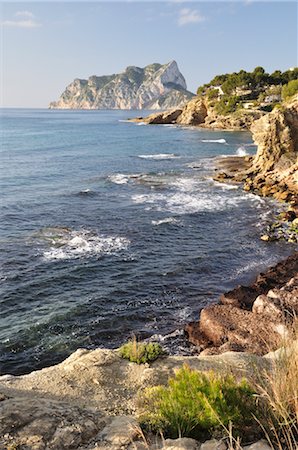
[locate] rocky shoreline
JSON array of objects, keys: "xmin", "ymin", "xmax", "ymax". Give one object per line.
[{"xmin": 1, "ymin": 90, "xmax": 298, "ymax": 448}]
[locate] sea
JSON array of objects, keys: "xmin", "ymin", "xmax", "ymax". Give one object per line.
[{"xmin": 0, "ymin": 109, "xmax": 294, "ymax": 375}]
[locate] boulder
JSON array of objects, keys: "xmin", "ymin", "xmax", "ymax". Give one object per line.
[
  {"xmin": 163, "ymin": 437, "xmax": 201, "ymax": 449},
  {"xmin": 195, "ymin": 304, "xmax": 281, "ymax": 355},
  {"xmin": 200, "ymin": 439, "xmax": 227, "ymax": 450},
  {"xmin": 97, "ymin": 416, "xmax": 139, "ymax": 446},
  {"xmin": 242, "ymin": 439, "xmax": 272, "ymax": 450},
  {"xmin": 176, "ymin": 96, "xmax": 208, "ymax": 125}
]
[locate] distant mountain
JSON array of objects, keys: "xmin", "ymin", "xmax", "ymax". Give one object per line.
[{"xmin": 49, "ymin": 61, "xmax": 195, "ymax": 110}]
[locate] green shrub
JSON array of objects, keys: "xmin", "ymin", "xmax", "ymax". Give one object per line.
[
  {"xmin": 215, "ymin": 96, "xmax": 241, "ymax": 115},
  {"xmin": 138, "ymin": 365, "xmax": 257, "ymax": 440},
  {"xmin": 282, "ymin": 79, "xmax": 298, "ymax": 100},
  {"xmin": 207, "ymin": 88, "xmax": 219, "ymax": 100},
  {"xmin": 119, "ymin": 338, "xmax": 164, "ymax": 364}
]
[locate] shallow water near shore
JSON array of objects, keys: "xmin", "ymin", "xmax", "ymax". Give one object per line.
[{"xmin": 0, "ymin": 109, "xmax": 294, "ymax": 375}]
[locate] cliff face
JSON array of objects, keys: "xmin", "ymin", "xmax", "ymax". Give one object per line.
[
  {"xmin": 245, "ymin": 94, "xmax": 298, "ymax": 199},
  {"xmin": 49, "ymin": 61, "xmax": 194, "ymax": 110}
]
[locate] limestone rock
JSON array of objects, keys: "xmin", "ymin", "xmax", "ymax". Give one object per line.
[
  {"xmin": 242, "ymin": 439, "xmax": 272, "ymax": 450},
  {"xmin": 188, "ymin": 304, "xmax": 281, "ymax": 355},
  {"xmin": 50, "ymin": 61, "xmax": 194, "ymax": 110},
  {"xmin": 163, "ymin": 437, "xmax": 201, "ymax": 449},
  {"xmin": 140, "ymin": 108, "xmax": 183, "ymax": 125},
  {"xmin": 176, "ymin": 96, "xmax": 208, "ymax": 125},
  {"xmin": 97, "ymin": 416, "xmax": 139, "ymax": 446},
  {"xmin": 248, "ymin": 94, "xmax": 298, "ymax": 199},
  {"xmin": 0, "ymin": 396, "xmax": 106, "ymax": 450},
  {"xmin": 199, "ymin": 439, "xmax": 226, "ymax": 450},
  {"xmin": 201, "ymin": 109, "xmax": 264, "ymax": 131}
]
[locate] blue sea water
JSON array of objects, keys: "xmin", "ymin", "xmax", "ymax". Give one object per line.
[{"xmin": 0, "ymin": 109, "xmax": 294, "ymax": 375}]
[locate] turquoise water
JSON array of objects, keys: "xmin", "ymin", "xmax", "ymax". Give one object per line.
[{"xmin": 0, "ymin": 109, "xmax": 293, "ymax": 374}]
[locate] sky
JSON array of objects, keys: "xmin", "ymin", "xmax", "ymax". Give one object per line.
[{"xmin": 1, "ymin": 1, "xmax": 297, "ymax": 108}]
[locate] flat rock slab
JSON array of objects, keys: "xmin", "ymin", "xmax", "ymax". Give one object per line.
[
  {"xmin": 0, "ymin": 396, "xmax": 107, "ymax": 450},
  {"xmin": 0, "ymin": 349, "xmax": 268, "ymax": 415}
]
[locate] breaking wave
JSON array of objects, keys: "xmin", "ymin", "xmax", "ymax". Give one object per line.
[
  {"xmin": 236, "ymin": 146, "xmax": 249, "ymax": 156},
  {"xmin": 138, "ymin": 153, "xmax": 180, "ymax": 160},
  {"xmin": 151, "ymin": 217, "xmax": 180, "ymax": 226},
  {"xmin": 201, "ymin": 138, "xmax": 226, "ymax": 144},
  {"xmin": 132, "ymin": 191, "xmax": 260, "ymax": 215},
  {"xmin": 108, "ymin": 174, "xmax": 130, "ymax": 184},
  {"xmin": 37, "ymin": 228, "xmax": 130, "ymax": 260}
]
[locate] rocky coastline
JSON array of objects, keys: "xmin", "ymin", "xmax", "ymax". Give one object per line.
[{"xmin": 2, "ymin": 88, "xmax": 298, "ymax": 448}]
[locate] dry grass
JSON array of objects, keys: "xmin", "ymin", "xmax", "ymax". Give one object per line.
[{"xmin": 256, "ymin": 322, "xmax": 298, "ymax": 450}]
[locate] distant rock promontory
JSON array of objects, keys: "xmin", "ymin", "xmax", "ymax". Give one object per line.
[{"xmin": 49, "ymin": 61, "xmax": 194, "ymax": 110}]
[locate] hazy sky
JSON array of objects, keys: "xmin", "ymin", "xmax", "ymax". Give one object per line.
[{"xmin": 1, "ymin": 1, "xmax": 297, "ymax": 108}]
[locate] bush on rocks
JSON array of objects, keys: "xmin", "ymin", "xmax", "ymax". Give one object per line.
[
  {"xmin": 119, "ymin": 338, "xmax": 164, "ymax": 364},
  {"xmin": 138, "ymin": 365, "xmax": 257, "ymax": 441}
]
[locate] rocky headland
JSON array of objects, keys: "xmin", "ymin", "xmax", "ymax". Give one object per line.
[{"xmin": 49, "ymin": 61, "xmax": 194, "ymax": 110}]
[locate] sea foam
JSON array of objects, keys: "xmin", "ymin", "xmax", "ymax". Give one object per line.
[
  {"xmin": 236, "ymin": 146, "xmax": 249, "ymax": 156},
  {"xmin": 201, "ymin": 138, "xmax": 227, "ymax": 144},
  {"xmin": 42, "ymin": 229, "xmax": 130, "ymax": 260},
  {"xmin": 137, "ymin": 153, "xmax": 179, "ymax": 160},
  {"xmin": 151, "ymin": 217, "xmax": 180, "ymax": 226}
]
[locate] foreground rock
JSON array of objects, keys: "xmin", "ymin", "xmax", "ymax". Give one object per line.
[
  {"xmin": 0, "ymin": 349, "xmax": 269, "ymax": 449},
  {"xmin": 186, "ymin": 252, "xmax": 298, "ymax": 355}
]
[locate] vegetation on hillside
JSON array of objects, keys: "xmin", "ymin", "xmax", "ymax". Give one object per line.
[
  {"xmin": 197, "ymin": 66, "xmax": 298, "ymax": 115},
  {"xmin": 282, "ymin": 79, "xmax": 298, "ymax": 100}
]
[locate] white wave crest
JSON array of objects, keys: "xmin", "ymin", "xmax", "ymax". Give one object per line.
[
  {"xmin": 170, "ymin": 177, "xmax": 203, "ymax": 192},
  {"xmin": 201, "ymin": 138, "xmax": 226, "ymax": 144},
  {"xmin": 138, "ymin": 153, "xmax": 179, "ymax": 160},
  {"xmin": 236, "ymin": 146, "xmax": 249, "ymax": 156},
  {"xmin": 132, "ymin": 189, "xmax": 261, "ymax": 215},
  {"xmin": 213, "ymin": 181, "xmax": 239, "ymax": 190},
  {"xmin": 108, "ymin": 174, "xmax": 129, "ymax": 184},
  {"xmin": 42, "ymin": 229, "xmax": 130, "ymax": 260},
  {"xmin": 152, "ymin": 217, "xmax": 180, "ymax": 226}
]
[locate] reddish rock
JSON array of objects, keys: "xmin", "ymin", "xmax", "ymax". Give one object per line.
[
  {"xmin": 186, "ymin": 253, "xmax": 298, "ymax": 355},
  {"xmin": 220, "ymin": 286, "xmax": 259, "ymax": 309},
  {"xmin": 186, "ymin": 304, "xmax": 281, "ymax": 355},
  {"xmin": 221, "ymin": 252, "xmax": 298, "ymax": 310}
]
